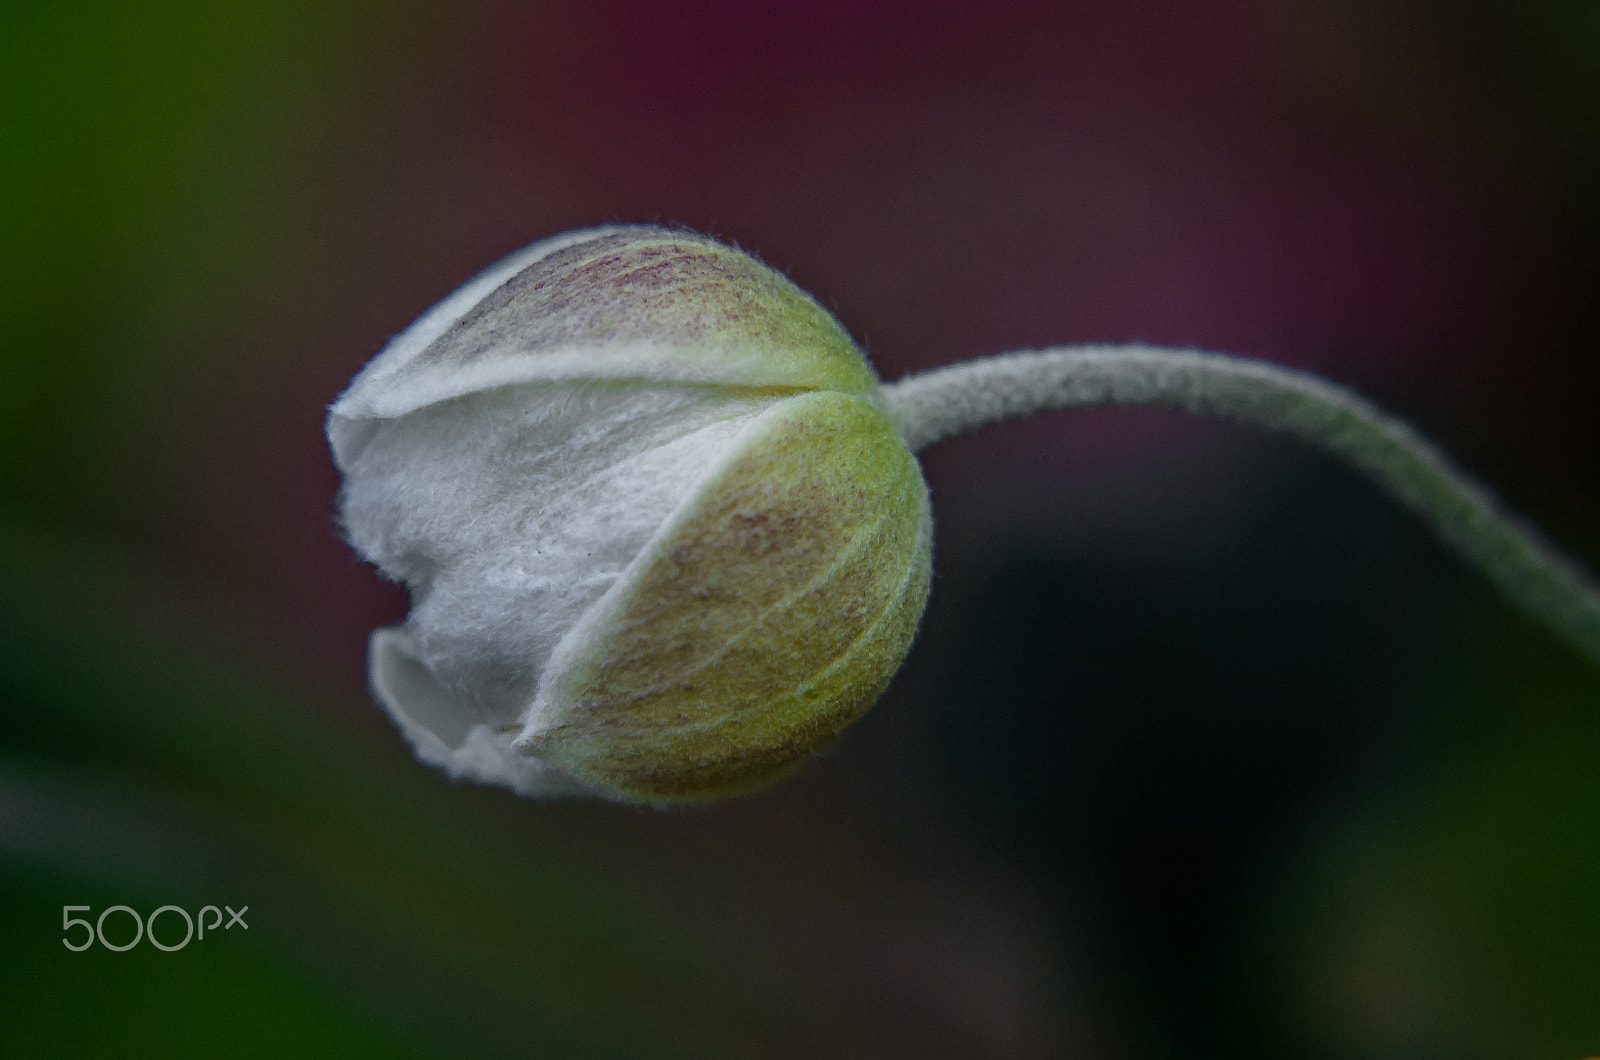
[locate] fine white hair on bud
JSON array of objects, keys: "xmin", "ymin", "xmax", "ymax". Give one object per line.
[{"xmin": 329, "ymin": 226, "xmax": 932, "ymax": 802}]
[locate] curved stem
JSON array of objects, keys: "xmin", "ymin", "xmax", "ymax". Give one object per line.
[{"xmin": 880, "ymin": 345, "xmax": 1600, "ymax": 667}]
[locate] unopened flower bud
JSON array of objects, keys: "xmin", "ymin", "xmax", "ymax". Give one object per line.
[{"xmin": 329, "ymin": 226, "xmax": 932, "ymax": 802}]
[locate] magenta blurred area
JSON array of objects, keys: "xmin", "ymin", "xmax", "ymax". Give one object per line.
[{"xmin": 2, "ymin": 2, "xmax": 1597, "ymax": 1057}]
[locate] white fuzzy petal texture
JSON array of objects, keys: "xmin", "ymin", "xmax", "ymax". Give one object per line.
[
  {"xmin": 368, "ymin": 626, "xmax": 600, "ymax": 797},
  {"xmin": 339, "ymin": 380, "xmax": 779, "ymax": 793},
  {"xmin": 326, "ymin": 227, "xmax": 624, "ymax": 469}
]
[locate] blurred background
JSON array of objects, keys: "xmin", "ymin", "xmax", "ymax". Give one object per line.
[{"xmin": 3, "ymin": 1, "xmax": 1599, "ymax": 1056}]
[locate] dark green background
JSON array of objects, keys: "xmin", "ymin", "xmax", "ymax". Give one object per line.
[{"xmin": 3, "ymin": 1, "xmax": 1598, "ymax": 1056}]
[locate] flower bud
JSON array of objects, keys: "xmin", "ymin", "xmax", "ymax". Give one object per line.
[{"xmin": 328, "ymin": 226, "xmax": 932, "ymax": 802}]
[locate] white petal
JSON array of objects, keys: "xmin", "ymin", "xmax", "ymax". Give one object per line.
[
  {"xmin": 339, "ymin": 380, "xmax": 779, "ymax": 726},
  {"xmin": 326, "ymin": 226, "xmax": 876, "ymax": 470},
  {"xmin": 369, "ymin": 626, "xmax": 598, "ymax": 798},
  {"xmin": 327, "ymin": 226, "xmax": 623, "ymax": 469}
]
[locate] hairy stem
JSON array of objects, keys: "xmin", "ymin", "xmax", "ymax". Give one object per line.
[{"xmin": 879, "ymin": 345, "xmax": 1600, "ymax": 666}]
